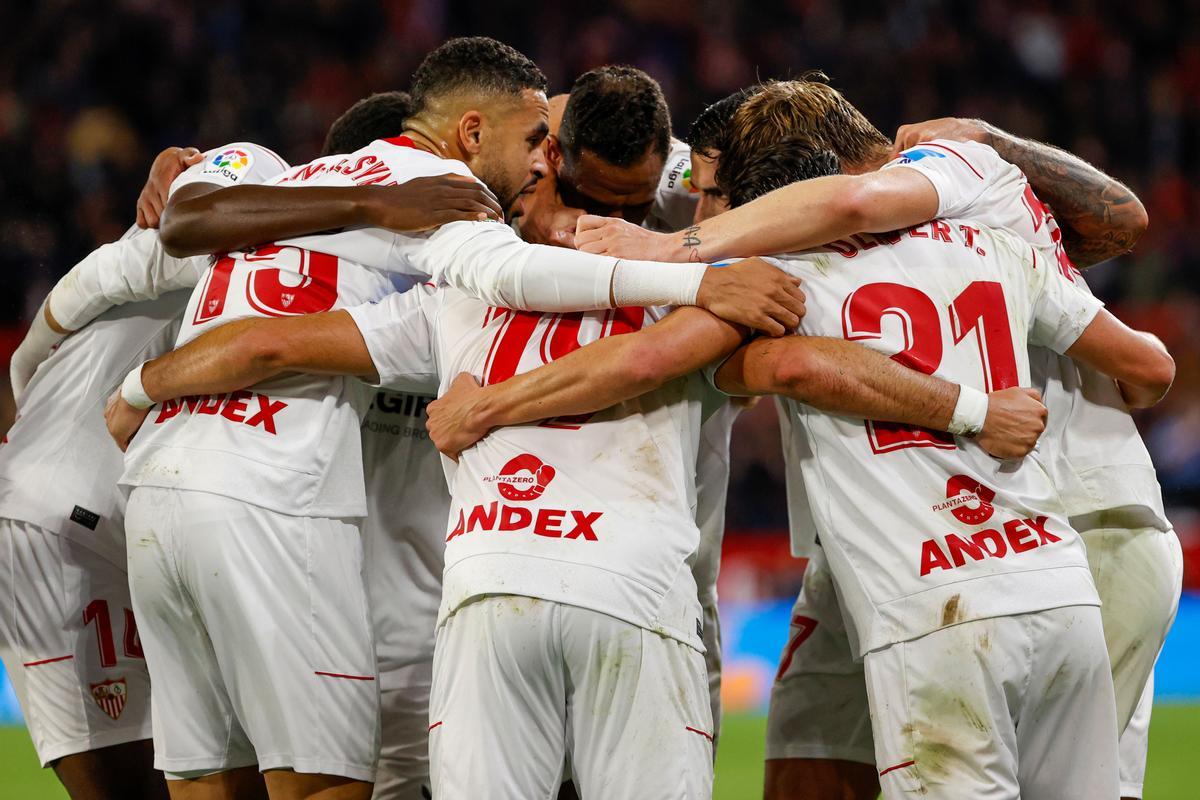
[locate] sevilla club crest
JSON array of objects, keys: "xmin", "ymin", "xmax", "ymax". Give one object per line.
[{"xmin": 90, "ymin": 678, "xmax": 128, "ymax": 720}]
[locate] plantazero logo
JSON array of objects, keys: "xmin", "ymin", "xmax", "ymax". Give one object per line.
[
  {"xmin": 485, "ymin": 454, "xmax": 556, "ymax": 502},
  {"xmin": 932, "ymin": 475, "xmax": 996, "ymax": 525}
]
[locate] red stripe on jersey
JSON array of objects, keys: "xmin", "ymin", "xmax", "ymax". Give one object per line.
[
  {"xmin": 428, "ymin": 721, "xmax": 443, "ymax": 732},
  {"xmin": 23, "ymin": 654, "xmax": 74, "ymax": 667},
  {"xmin": 685, "ymin": 726, "xmax": 714, "ymax": 742},
  {"xmin": 313, "ymin": 671, "xmax": 375, "ymax": 681},
  {"xmin": 919, "ymin": 142, "xmax": 985, "ymax": 180},
  {"xmin": 383, "ymin": 135, "xmax": 417, "ymax": 149},
  {"xmin": 878, "ymin": 760, "xmax": 916, "ymax": 777},
  {"xmin": 257, "ymin": 145, "xmax": 289, "ymax": 172}
]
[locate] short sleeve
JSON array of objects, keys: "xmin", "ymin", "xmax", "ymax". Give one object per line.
[
  {"xmin": 344, "ymin": 285, "xmax": 440, "ymax": 394},
  {"xmin": 1029, "ymin": 249, "xmax": 1105, "ymax": 354},
  {"xmin": 644, "ymin": 139, "xmax": 700, "ymax": 233},
  {"xmin": 168, "ymin": 142, "xmax": 291, "ymax": 198},
  {"xmin": 882, "ymin": 140, "xmax": 1014, "ymax": 220}
]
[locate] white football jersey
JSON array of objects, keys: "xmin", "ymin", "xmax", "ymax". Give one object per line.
[
  {"xmin": 0, "ymin": 142, "xmax": 285, "ymax": 565},
  {"xmin": 348, "ymin": 287, "xmax": 718, "ymax": 651},
  {"xmin": 769, "ymin": 221, "xmax": 1103, "ymax": 654},
  {"xmin": 645, "ymin": 139, "xmax": 700, "ymax": 233},
  {"xmin": 884, "ymin": 140, "xmax": 1167, "ymax": 529},
  {"xmin": 360, "ymin": 388, "xmax": 449, "ymax": 685}
]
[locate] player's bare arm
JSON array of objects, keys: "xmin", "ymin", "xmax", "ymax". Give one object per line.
[
  {"xmin": 159, "ymin": 176, "xmax": 505, "ymax": 257},
  {"xmin": 893, "ymin": 117, "xmax": 1149, "ymax": 268},
  {"xmin": 575, "ymin": 168, "xmax": 940, "ymax": 263},
  {"xmin": 135, "ymin": 145, "xmax": 203, "ymax": 229},
  {"xmin": 713, "ymin": 336, "xmax": 1049, "ymax": 460},
  {"xmin": 1064, "ymin": 309, "xmax": 1175, "ymax": 408},
  {"xmin": 104, "ymin": 311, "xmax": 374, "ymax": 450},
  {"xmin": 426, "ymin": 304, "xmax": 746, "ymax": 458}
]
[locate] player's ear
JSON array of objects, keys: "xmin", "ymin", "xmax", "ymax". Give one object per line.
[
  {"xmin": 546, "ymin": 135, "xmax": 564, "ymax": 172},
  {"xmin": 457, "ymin": 111, "xmax": 485, "ymax": 157}
]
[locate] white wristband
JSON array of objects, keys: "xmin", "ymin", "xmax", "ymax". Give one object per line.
[
  {"xmin": 611, "ymin": 259, "xmax": 707, "ymax": 308},
  {"xmin": 120, "ymin": 363, "xmax": 156, "ymax": 410},
  {"xmin": 948, "ymin": 385, "xmax": 989, "ymax": 436}
]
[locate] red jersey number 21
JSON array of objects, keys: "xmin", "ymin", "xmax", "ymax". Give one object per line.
[{"xmin": 842, "ymin": 280, "xmax": 1018, "ymax": 454}]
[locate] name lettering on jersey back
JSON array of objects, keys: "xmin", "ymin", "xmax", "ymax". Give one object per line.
[
  {"xmin": 826, "ymin": 221, "xmax": 985, "ymax": 259},
  {"xmin": 153, "ymin": 390, "xmax": 287, "ymax": 434},
  {"xmin": 277, "ymin": 155, "xmax": 397, "ymax": 187}
]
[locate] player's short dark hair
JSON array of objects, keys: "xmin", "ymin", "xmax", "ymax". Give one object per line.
[
  {"xmin": 409, "ymin": 37, "xmax": 547, "ymax": 115},
  {"xmin": 688, "ymin": 87, "xmax": 762, "ymax": 159},
  {"xmin": 321, "ymin": 91, "xmax": 414, "ymax": 156},
  {"xmin": 558, "ymin": 66, "xmax": 671, "ymax": 168},
  {"xmin": 721, "ymin": 138, "xmax": 842, "ymax": 208}
]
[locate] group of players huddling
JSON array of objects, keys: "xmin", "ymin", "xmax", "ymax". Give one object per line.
[{"xmin": 0, "ymin": 34, "xmax": 1182, "ymax": 800}]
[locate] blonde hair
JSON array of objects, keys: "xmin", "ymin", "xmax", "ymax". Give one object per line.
[{"xmin": 723, "ymin": 76, "xmax": 891, "ymax": 171}]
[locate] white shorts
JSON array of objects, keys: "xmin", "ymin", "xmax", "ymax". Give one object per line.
[
  {"xmin": 866, "ymin": 606, "xmax": 1118, "ymax": 800},
  {"xmin": 374, "ymin": 662, "xmax": 432, "ymax": 800},
  {"xmin": 765, "ymin": 549, "xmax": 872, "ymax": 764},
  {"xmin": 125, "ymin": 487, "xmax": 379, "ymax": 781},
  {"xmin": 768, "ymin": 530, "xmax": 1182, "ymax": 785},
  {"xmin": 1081, "ymin": 526, "xmax": 1182, "ymax": 727},
  {"xmin": 0, "ymin": 519, "xmax": 152, "ymax": 766},
  {"xmin": 429, "ymin": 596, "xmax": 713, "ymax": 800},
  {"xmin": 1119, "ymin": 675, "xmax": 1153, "ymax": 799},
  {"xmin": 700, "ymin": 598, "xmax": 723, "ymax": 746}
]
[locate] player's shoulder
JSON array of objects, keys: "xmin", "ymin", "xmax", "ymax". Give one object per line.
[
  {"xmin": 647, "ymin": 138, "xmax": 699, "ymax": 232},
  {"xmin": 199, "ymin": 141, "xmax": 289, "ymax": 182},
  {"xmin": 889, "ymin": 139, "xmax": 1012, "ymax": 179},
  {"xmin": 363, "ymin": 136, "xmax": 476, "ymax": 183}
]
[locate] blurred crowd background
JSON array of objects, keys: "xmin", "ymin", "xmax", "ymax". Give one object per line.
[{"xmin": 1, "ymin": 0, "xmax": 1198, "ymax": 604}]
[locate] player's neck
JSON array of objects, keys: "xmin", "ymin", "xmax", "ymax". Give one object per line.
[
  {"xmin": 846, "ymin": 146, "xmax": 894, "ymax": 175},
  {"xmin": 401, "ymin": 120, "xmax": 469, "ymax": 163}
]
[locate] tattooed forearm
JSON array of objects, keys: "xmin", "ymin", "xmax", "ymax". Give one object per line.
[
  {"xmin": 985, "ymin": 127, "xmax": 1148, "ymax": 268},
  {"xmin": 680, "ymin": 224, "xmax": 704, "ymax": 262}
]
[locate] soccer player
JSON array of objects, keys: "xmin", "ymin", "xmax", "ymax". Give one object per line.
[
  {"xmin": 0, "ymin": 140, "xmax": 283, "ymax": 800},
  {"xmin": 579, "ymin": 77, "xmax": 1180, "ymax": 800},
  {"xmin": 0, "ymin": 88, "xmax": 496, "ymax": 800}
]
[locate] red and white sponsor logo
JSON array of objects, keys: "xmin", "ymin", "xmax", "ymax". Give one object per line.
[
  {"xmin": 483, "ymin": 454, "xmax": 557, "ymax": 502},
  {"xmin": 918, "ymin": 515, "xmax": 1062, "ymax": 576},
  {"xmin": 446, "ymin": 501, "xmax": 602, "ymax": 542},
  {"xmin": 90, "ymin": 678, "xmax": 127, "ymax": 720},
  {"xmin": 153, "ymin": 391, "xmax": 288, "ymax": 434},
  {"xmin": 931, "ymin": 475, "xmax": 996, "ymax": 525}
]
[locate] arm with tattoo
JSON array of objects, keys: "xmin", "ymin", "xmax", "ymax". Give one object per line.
[{"xmin": 894, "ymin": 118, "xmax": 1149, "ymax": 268}]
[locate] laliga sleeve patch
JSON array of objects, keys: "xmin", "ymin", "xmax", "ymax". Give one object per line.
[{"xmin": 202, "ymin": 147, "xmax": 256, "ymax": 183}]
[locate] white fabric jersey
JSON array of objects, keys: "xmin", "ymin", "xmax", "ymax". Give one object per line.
[
  {"xmin": 0, "ymin": 142, "xmax": 283, "ymax": 564},
  {"xmin": 645, "ymin": 139, "xmax": 700, "ymax": 233},
  {"xmin": 886, "ymin": 139, "xmax": 1167, "ymax": 528},
  {"xmin": 766, "ymin": 222, "xmax": 1103, "ymax": 654},
  {"xmin": 348, "ymin": 287, "xmax": 716, "ymax": 651},
  {"xmin": 360, "ymin": 389, "xmax": 448, "ymax": 684}
]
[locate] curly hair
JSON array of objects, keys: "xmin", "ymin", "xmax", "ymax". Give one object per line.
[
  {"xmin": 321, "ymin": 91, "xmax": 413, "ymax": 156},
  {"xmin": 409, "ymin": 37, "xmax": 546, "ymax": 115},
  {"xmin": 558, "ymin": 66, "xmax": 671, "ymax": 168},
  {"xmin": 687, "ymin": 86, "xmax": 762, "ymax": 159},
  {"xmin": 721, "ymin": 137, "xmax": 842, "ymax": 208}
]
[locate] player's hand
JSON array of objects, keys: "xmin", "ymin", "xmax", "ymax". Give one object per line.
[
  {"xmin": 977, "ymin": 387, "xmax": 1047, "ymax": 459},
  {"xmin": 363, "ymin": 175, "xmax": 505, "ymax": 232},
  {"xmin": 696, "ymin": 257, "xmax": 806, "ymax": 337},
  {"xmin": 891, "ymin": 118, "xmax": 995, "ymax": 156},
  {"xmin": 426, "ymin": 373, "xmax": 492, "ymax": 462},
  {"xmin": 575, "ymin": 216, "xmax": 683, "ymax": 261},
  {"xmin": 137, "ymin": 147, "xmax": 203, "ymax": 229},
  {"xmin": 104, "ymin": 390, "xmax": 151, "ymax": 452}
]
